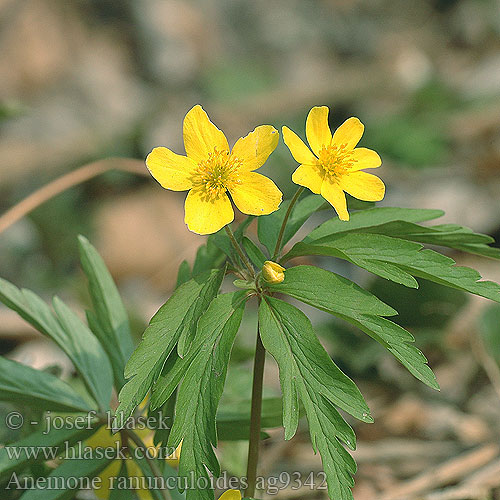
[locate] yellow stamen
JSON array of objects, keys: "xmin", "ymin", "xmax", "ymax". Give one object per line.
[
  {"xmin": 191, "ymin": 147, "xmax": 243, "ymax": 199},
  {"xmin": 318, "ymin": 143, "xmax": 357, "ymax": 180}
]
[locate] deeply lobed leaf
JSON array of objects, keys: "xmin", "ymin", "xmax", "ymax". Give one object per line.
[
  {"xmin": 0, "ymin": 356, "xmax": 92, "ymax": 413},
  {"xmin": 305, "ymin": 206, "xmax": 445, "ymax": 242},
  {"xmin": 78, "ymin": 236, "xmax": 134, "ymax": 391},
  {"xmin": 115, "ymin": 268, "xmax": 224, "ymax": 429},
  {"xmin": 0, "ymin": 278, "xmax": 113, "ymax": 411},
  {"xmin": 155, "ymin": 292, "xmax": 246, "ymax": 500},
  {"xmin": 284, "ymin": 233, "xmax": 500, "ymax": 302},
  {"xmin": 267, "ymin": 266, "xmax": 439, "ymax": 389},
  {"xmin": 259, "ymin": 297, "xmax": 370, "ymax": 500}
]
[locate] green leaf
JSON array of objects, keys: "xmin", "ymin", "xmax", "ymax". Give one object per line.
[
  {"xmin": 134, "ymin": 455, "xmax": 185, "ymax": 500},
  {"xmin": 345, "ymin": 196, "xmax": 375, "ymax": 211},
  {"xmin": 78, "ymin": 235, "xmax": 134, "ymax": 389},
  {"xmin": 267, "ymin": 266, "xmax": 439, "ymax": 389},
  {"xmin": 232, "ymin": 279, "xmax": 257, "ymax": 290},
  {"xmin": 284, "ymin": 233, "xmax": 500, "ymax": 302},
  {"xmin": 283, "ymin": 240, "xmax": 418, "ymax": 288},
  {"xmin": 217, "ymin": 397, "xmax": 284, "ymax": 440},
  {"xmin": 209, "ymin": 231, "xmax": 238, "ymax": 263},
  {"xmin": 0, "ymin": 356, "xmax": 91, "ymax": 412},
  {"xmin": 242, "ymin": 237, "xmax": 267, "ymax": 269},
  {"xmin": 208, "ymin": 218, "xmax": 254, "ymax": 268},
  {"xmin": 151, "ymin": 389, "xmax": 176, "ymax": 447},
  {"xmin": 17, "ymin": 456, "xmax": 113, "ymax": 500},
  {"xmin": 370, "ymin": 278, "xmax": 467, "ymax": 329},
  {"xmin": 336, "ymin": 220, "xmax": 500, "ymax": 260},
  {"xmin": 480, "ymin": 304, "xmax": 500, "ymax": 363},
  {"xmin": 0, "ymin": 278, "xmax": 112, "ymax": 410},
  {"xmin": 52, "ymin": 298, "xmax": 113, "ymax": 410},
  {"xmin": 115, "ymin": 268, "xmax": 224, "ymax": 429},
  {"xmin": 176, "ymin": 269, "xmax": 228, "ymax": 358},
  {"xmin": 150, "ymin": 291, "xmax": 246, "ymax": 410},
  {"xmin": 109, "ymin": 462, "xmax": 134, "ymax": 500},
  {"xmin": 271, "ymin": 265, "xmax": 396, "ymax": 317},
  {"xmin": 259, "ymin": 297, "xmax": 369, "ymax": 500},
  {"xmin": 258, "ymin": 193, "xmax": 325, "ymax": 255},
  {"xmin": 176, "ymin": 260, "xmax": 192, "ymax": 288},
  {"xmin": 192, "ymin": 239, "xmax": 225, "ymax": 277},
  {"xmin": 86, "ymin": 309, "xmax": 128, "ymax": 392},
  {"xmin": 153, "ymin": 292, "xmax": 246, "ymax": 500},
  {"xmin": 0, "ymin": 425, "xmax": 97, "ymax": 480},
  {"xmin": 194, "ymin": 218, "xmax": 252, "ymax": 276},
  {"xmin": 305, "ymin": 206, "xmax": 444, "ymax": 242},
  {"xmin": 259, "ymin": 297, "xmax": 372, "ymax": 433}
]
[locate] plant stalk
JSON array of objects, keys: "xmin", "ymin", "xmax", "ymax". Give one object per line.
[
  {"xmin": 225, "ymin": 225, "xmax": 255, "ymax": 278},
  {"xmin": 0, "ymin": 158, "xmax": 148, "ymax": 235},
  {"xmin": 272, "ymin": 186, "xmax": 304, "ymax": 260},
  {"xmin": 245, "ymin": 321, "xmax": 266, "ymax": 498}
]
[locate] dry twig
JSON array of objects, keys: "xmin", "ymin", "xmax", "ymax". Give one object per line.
[{"xmin": 0, "ymin": 158, "xmax": 148, "ymax": 235}]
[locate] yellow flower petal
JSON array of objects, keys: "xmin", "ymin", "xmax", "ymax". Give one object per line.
[
  {"xmin": 229, "ymin": 172, "xmax": 282, "ymax": 216},
  {"xmin": 321, "ymin": 179, "xmax": 349, "ymax": 220},
  {"xmin": 332, "ymin": 117, "xmax": 364, "ymax": 151},
  {"xmin": 350, "ymin": 147, "xmax": 382, "ymax": 171},
  {"xmin": 291, "ymin": 164, "xmax": 323, "ymax": 194},
  {"xmin": 183, "ymin": 105, "xmax": 229, "ymax": 163},
  {"xmin": 306, "ymin": 106, "xmax": 332, "ymax": 155},
  {"xmin": 94, "ymin": 460, "xmax": 121, "ymax": 499},
  {"xmin": 282, "ymin": 126, "xmax": 317, "ymax": 165},
  {"xmin": 127, "ymin": 460, "xmax": 154, "ymax": 500},
  {"xmin": 341, "ymin": 171, "xmax": 385, "ymax": 201},
  {"xmin": 86, "ymin": 426, "xmax": 120, "ymax": 449},
  {"xmin": 185, "ymin": 188, "xmax": 234, "ymax": 234},
  {"xmin": 166, "ymin": 442, "xmax": 182, "ymax": 467},
  {"xmin": 146, "ymin": 147, "xmax": 196, "ymax": 191},
  {"xmin": 231, "ymin": 125, "xmax": 279, "ymax": 172},
  {"xmin": 218, "ymin": 490, "xmax": 242, "ymax": 500}
]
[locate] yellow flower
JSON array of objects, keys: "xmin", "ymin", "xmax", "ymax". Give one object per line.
[
  {"xmin": 146, "ymin": 105, "xmax": 282, "ymax": 234},
  {"xmin": 219, "ymin": 490, "xmax": 242, "ymax": 500},
  {"xmin": 261, "ymin": 260, "xmax": 285, "ymax": 283},
  {"xmin": 86, "ymin": 427, "xmax": 181, "ymax": 499},
  {"xmin": 282, "ymin": 106, "xmax": 385, "ymax": 221}
]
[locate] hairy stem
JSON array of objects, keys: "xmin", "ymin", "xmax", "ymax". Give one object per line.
[
  {"xmin": 245, "ymin": 321, "xmax": 266, "ymax": 498},
  {"xmin": 225, "ymin": 225, "xmax": 255, "ymax": 278},
  {"xmin": 126, "ymin": 428, "xmax": 171, "ymax": 500},
  {"xmin": 272, "ymin": 186, "xmax": 304, "ymax": 260}
]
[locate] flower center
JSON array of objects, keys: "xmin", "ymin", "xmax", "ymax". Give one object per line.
[
  {"xmin": 192, "ymin": 147, "xmax": 242, "ymax": 199},
  {"xmin": 318, "ymin": 144, "xmax": 357, "ymax": 179}
]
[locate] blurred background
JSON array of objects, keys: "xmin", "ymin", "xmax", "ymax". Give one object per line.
[{"xmin": 1, "ymin": 0, "xmax": 500, "ymax": 499}]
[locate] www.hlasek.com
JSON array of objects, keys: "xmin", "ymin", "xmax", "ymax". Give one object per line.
[
  {"xmin": 6, "ymin": 470, "xmax": 327, "ymax": 495},
  {"xmin": 4, "ymin": 441, "xmax": 179, "ymax": 462}
]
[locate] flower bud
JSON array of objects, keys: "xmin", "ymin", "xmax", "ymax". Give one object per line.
[{"xmin": 262, "ymin": 261, "xmax": 285, "ymax": 284}]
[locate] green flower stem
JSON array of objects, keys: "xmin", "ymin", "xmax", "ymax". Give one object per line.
[
  {"xmin": 126, "ymin": 428, "xmax": 171, "ymax": 500},
  {"xmin": 272, "ymin": 186, "xmax": 304, "ymax": 260},
  {"xmin": 225, "ymin": 225, "xmax": 255, "ymax": 278},
  {"xmin": 245, "ymin": 319, "xmax": 266, "ymax": 498}
]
